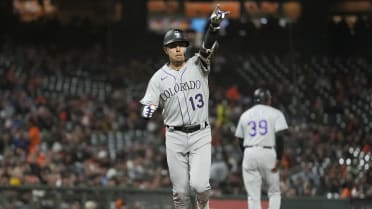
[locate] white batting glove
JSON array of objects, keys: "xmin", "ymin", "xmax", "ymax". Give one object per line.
[
  {"xmin": 210, "ymin": 4, "xmax": 230, "ymax": 30},
  {"xmin": 141, "ymin": 104, "xmax": 157, "ymax": 119}
]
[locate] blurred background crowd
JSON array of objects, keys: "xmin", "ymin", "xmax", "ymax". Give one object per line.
[{"xmin": 0, "ymin": 0, "xmax": 371, "ymax": 208}]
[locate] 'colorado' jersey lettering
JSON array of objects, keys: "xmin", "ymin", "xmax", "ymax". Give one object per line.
[{"xmin": 160, "ymin": 80, "xmax": 202, "ymax": 101}]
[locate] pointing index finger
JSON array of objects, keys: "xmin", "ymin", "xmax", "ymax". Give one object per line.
[
  {"xmin": 223, "ymin": 11, "xmax": 231, "ymax": 16},
  {"xmin": 213, "ymin": 4, "xmax": 220, "ymax": 14}
]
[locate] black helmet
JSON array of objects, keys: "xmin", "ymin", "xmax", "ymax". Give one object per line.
[
  {"xmin": 163, "ymin": 29, "xmax": 189, "ymax": 47},
  {"xmin": 253, "ymin": 88, "xmax": 271, "ymax": 104}
]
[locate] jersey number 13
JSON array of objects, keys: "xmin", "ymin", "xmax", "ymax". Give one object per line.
[{"xmin": 189, "ymin": 93, "xmax": 204, "ymax": 111}]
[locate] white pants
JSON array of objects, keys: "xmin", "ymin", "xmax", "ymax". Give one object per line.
[
  {"xmin": 166, "ymin": 126, "xmax": 212, "ymax": 209},
  {"xmin": 242, "ymin": 147, "xmax": 281, "ymax": 209}
]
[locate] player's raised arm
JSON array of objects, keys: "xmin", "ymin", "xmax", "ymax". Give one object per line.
[{"xmin": 198, "ymin": 4, "xmax": 229, "ymax": 68}]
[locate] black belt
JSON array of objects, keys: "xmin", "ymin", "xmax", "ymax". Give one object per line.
[
  {"xmin": 245, "ymin": 145, "xmax": 274, "ymax": 149},
  {"xmin": 167, "ymin": 122, "xmax": 208, "ymax": 133}
]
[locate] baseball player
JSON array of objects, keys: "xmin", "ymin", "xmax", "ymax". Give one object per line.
[
  {"xmin": 235, "ymin": 88, "xmax": 289, "ymax": 209},
  {"xmin": 140, "ymin": 5, "xmax": 229, "ymax": 209}
]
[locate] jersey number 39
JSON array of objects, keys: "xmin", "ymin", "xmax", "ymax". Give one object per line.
[{"xmin": 247, "ymin": 120, "xmax": 268, "ymax": 136}]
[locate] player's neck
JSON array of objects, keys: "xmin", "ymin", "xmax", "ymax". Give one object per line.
[{"xmin": 168, "ymin": 62, "xmax": 185, "ymax": 71}]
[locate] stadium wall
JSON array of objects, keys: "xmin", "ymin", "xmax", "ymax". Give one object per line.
[{"xmin": 0, "ymin": 186, "xmax": 370, "ymax": 209}]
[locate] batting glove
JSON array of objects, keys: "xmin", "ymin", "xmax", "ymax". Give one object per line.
[
  {"xmin": 210, "ymin": 4, "xmax": 230, "ymax": 30},
  {"xmin": 141, "ymin": 104, "xmax": 157, "ymax": 119}
]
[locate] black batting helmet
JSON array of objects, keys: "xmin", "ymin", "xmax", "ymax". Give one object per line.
[
  {"xmin": 253, "ymin": 88, "xmax": 272, "ymax": 104},
  {"xmin": 163, "ymin": 29, "xmax": 189, "ymax": 47}
]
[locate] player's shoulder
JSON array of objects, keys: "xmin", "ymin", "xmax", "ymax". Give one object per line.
[
  {"xmin": 241, "ymin": 108, "xmax": 253, "ymax": 117},
  {"xmin": 265, "ymin": 105, "xmax": 286, "ymax": 119},
  {"xmin": 266, "ymin": 105, "xmax": 282, "ymax": 112},
  {"xmin": 188, "ymin": 55, "xmax": 199, "ymax": 62},
  {"xmin": 184, "ymin": 55, "xmax": 199, "ymax": 67},
  {"xmin": 157, "ymin": 63, "xmax": 169, "ymax": 73},
  {"xmin": 151, "ymin": 64, "xmax": 168, "ymax": 78},
  {"xmin": 251, "ymin": 104, "xmax": 284, "ymax": 115},
  {"xmin": 266, "ymin": 105, "xmax": 284, "ymax": 114},
  {"xmin": 189, "ymin": 55, "xmax": 210, "ymax": 73}
]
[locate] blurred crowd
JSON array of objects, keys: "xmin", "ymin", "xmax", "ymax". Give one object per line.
[{"xmin": 0, "ymin": 12, "xmax": 372, "ymax": 209}]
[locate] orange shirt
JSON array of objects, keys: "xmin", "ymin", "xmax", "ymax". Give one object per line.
[
  {"xmin": 340, "ymin": 187, "xmax": 351, "ymax": 199},
  {"xmin": 226, "ymin": 85, "xmax": 240, "ymax": 101},
  {"xmin": 28, "ymin": 126, "xmax": 41, "ymax": 152}
]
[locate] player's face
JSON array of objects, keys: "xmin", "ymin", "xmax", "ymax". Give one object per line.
[{"xmin": 164, "ymin": 42, "xmax": 187, "ymax": 67}]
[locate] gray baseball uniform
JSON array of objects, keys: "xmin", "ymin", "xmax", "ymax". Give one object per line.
[
  {"xmin": 140, "ymin": 6, "xmax": 229, "ymax": 209},
  {"xmin": 140, "ymin": 55, "xmax": 212, "ymax": 209},
  {"xmin": 235, "ymin": 104, "xmax": 288, "ymax": 209}
]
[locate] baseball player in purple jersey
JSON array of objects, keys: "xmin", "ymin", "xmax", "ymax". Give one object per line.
[
  {"xmin": 235, "ymin": 88, "xmax": 289, "ymax": 209},
  {"xmin": 140, "ymin": 5, "xmax": 229, "ymax": 209}
]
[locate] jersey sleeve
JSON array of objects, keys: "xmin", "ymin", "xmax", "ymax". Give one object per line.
[
  {"xmin": 140, "ymin": 75, "xmax": 160, "ymax": 106},
  {"xmin": 194, "ymin": 55, "xmax": 211, "ymax": 74},
  {"xmin": 275, "ymin": 112, "xmax": 288, "ymax": 132},
  {"xmin": 234, "ymin": 116, "xmax": 244, "ymax": 139}
]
